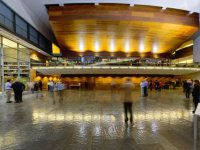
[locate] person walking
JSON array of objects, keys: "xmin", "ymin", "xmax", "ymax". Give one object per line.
[
  {"xmin": 5, "ymin": 79, "xmax": 12, "ymax": 103},
  {"xmin": 122, "ymin": 78, "xmax": 134, "ymax": 124},
  {"xmin": 192, "ymin": 80, "xmax": 200, "ymax": 113},
  {"xmin": 12, "ymin": 79, "xmax": 25, "ymax": 103}
]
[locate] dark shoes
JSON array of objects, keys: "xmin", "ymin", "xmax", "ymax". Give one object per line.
[
  {"xmin": 6, "ymin": 101, "xmax": 12, "ymax": 103},
  {"xmin": 125, "ymin": 118, "xmax": 134, "ymax": 125}
]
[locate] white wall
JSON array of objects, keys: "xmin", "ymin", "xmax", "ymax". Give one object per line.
[{"xmin": 2, "ymin": 0, "xmax": 54, "ymax": 41}]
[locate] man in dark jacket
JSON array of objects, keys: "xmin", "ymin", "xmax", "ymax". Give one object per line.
[
  {"xmin": 12, "ymin": 79, "xmax": 25, "ymax": 103},
  {"xmin": 192, "ymin": 80, "xmax": 200, "ymax": 113}
]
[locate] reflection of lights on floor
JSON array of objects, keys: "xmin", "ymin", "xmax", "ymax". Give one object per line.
[
  {"xmin": 32, "ymin": 110, "xmax": 191, "ymax": 123},
  {"xmin": 151, "ymin": 121, "xmax": 158, "ymax": 133}
]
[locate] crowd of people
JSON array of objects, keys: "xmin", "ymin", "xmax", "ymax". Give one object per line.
[{"xmin": 5, "ymin": 79, "xmax": 66, "ymax": 104}]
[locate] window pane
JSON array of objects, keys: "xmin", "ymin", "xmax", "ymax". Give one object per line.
[
  {"xmin": 16, "ymin": 15, "xmax": 28, "ymax": 38},
  {"xmin": 29, "ymin": 26, "xmax": 38, "ymax": 44},
  {"xmin": 3, "ymin": 37, "xmax": 17, "ymax": 48},
  {"xmin": 19, "ymin": 44, "xmax": 29, "ymax": 61},
  {"xmin": 0, "ymin": 2, "xmax": 14, "ymax": 30}
]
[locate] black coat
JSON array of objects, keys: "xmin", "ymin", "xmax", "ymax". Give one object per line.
[
  {"xmin": 192, "ymin": 84, "xmax": 200, "ymax": 103},
  {"xmin": 12, "ymin": 81, "xmax": 25, "ymax": 93}
]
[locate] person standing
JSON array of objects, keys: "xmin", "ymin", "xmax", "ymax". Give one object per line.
[
  {"xmin": 149, "ymin": 80, "xmax": 153, "ymax": 91},
  {"xmin": 140, "ymin": 80, "xmax": 145, "ymax": 97},
  {"xmin": 34, "ymin": 81, "xmax": 39, "ymax": 98},
  {"xmin": 183, "ymin": 80, "xmax": 187, "ymax": 93},
  {"xmin": 192, "ymin": 80, "xmax": 200, "ymax": 113},
  {"xmin": 5, "ymin": 79, "xmax": 12, "ymax": 103},
  {"xmin": 185, "ymin": 80, "xmax": 192, "ymax": 98},
  {"xmin": 57, "ymin": 81, "xmax": 65, "ymax": 101},
  {"xmin": 11, "ymin": 79, "xmax": 25, "ymax": 103},
  {"xmin": 49, "ymin": 80, "xmax": 55, "ymax": 104},
  {"xmin": 38, "ymin": 80, "xmax": 43, "ymax": 97},
  {"xmin": 144, "ymin": 80, "xmax": 148, "ymax": 97},
  {"xmin": 122, "ymin": 78, "xmax": 134, "ymax": 124}
]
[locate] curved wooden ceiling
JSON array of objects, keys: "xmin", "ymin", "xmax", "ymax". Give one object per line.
[{"xmin": 48, "ymin": 4, "xmax": 199, "ymax": 56}]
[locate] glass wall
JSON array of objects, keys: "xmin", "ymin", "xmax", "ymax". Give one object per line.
[{"xmin": 0, "ymin": 35, "xmax": 30, "ymax": 93}]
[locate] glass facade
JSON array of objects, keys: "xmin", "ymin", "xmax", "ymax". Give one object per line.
[{"xmin": 0, "ymin": 35, "xmax": 30, "ymax": 93}]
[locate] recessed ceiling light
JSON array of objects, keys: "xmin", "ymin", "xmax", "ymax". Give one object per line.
[
  {"xmin": 152, "ymin": 44, "xmax": 158, "ymax": 53},
  {"xmin": 80, "ymin": 40, "xmax": 84, "ymax": 52},
  {"xmin": 139, "ymin": 42, "xmax": 144, "ymax": 53},
  {"xmin": 125, "ymin": 41, "xmax": 130, "ymax": 53},
  {"xmin": 110, "ymin": 40, "xmax": 114, "ymax": 52},
  {"xmin": 95, "ymin": 41, "xmax": 99, "ymax": 52}
]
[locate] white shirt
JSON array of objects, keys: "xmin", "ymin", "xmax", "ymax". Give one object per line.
[{"xmin": 5, "ymin": 82, "xmax": 12, "ymax": 90}]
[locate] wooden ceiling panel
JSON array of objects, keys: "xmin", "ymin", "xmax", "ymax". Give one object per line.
[{"xmin": 48, "ymin": 4, "xmax": 199, "ymax": 56}]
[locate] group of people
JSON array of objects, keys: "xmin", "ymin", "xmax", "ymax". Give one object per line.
[
  {"xmin": 5, "ymin": 79, "xmax": 25, "ymax": 103},
  {"xmin": 5, "ymin": 79, "xmax": 66, "ymax": 104}
]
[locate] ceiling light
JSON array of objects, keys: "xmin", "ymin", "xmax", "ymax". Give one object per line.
[
  {"xmin": 125, "ymin": 41, "xmax": 130, "ymax": 53},
  {"xmin": 139, "ymin": 42, "xmax": 144, "ymax": 53},
  {"xmin": 95, "ymin": 41, "xmax": 99, "ymax": 52},
  {"xmin": 80, "ymin": 40, "xmax": 84, "ymax": 52},
  {"xmin": 152, "ymin": 44, "xmax": 158, "ymax": 53},
  {"xmin": 110, "ymin": 40, "xmax": 114, "ymax": 52}
]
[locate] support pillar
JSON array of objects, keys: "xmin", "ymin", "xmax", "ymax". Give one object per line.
[
  {"xmin": 17, "ymin": 43, "xmax": 20, "ymax": 78},
  {"xmin": 0, "ymin": 35, "xmax": 4, "ymax": 99},
  {"xmin": 193, "ymin": 36, "xmax": 200, "ymax": 63}
]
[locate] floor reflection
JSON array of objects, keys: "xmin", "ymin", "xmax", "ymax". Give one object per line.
[{"xmin": 0, "ymin": 89, "xmax": 199, "ymax": 150}]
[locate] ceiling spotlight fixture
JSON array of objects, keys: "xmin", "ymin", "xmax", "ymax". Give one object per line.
[
  {"xmin": 139, "ymin": 42, "xmax": 144, "ymax": 53},
  {"xmin": 110, "ymin": 40, "xmax": 114, "ymax": 52},
  {"xmin": 95, "ymin": 41, "xmax": 99, "ymax": 52},
  {"xmin": 79, "ymin": 40, "xmax": 84, "ymax": 52},
  {"xmin": 152, "ymin": 44, "xmax": 158, "ymax": 53},
  {"xmin": 125, "ymin": 41, "xmax": 130, "ymax": 53}
]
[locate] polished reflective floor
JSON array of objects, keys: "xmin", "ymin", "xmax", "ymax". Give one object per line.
[{"xmin": 0, "ymin": 89, "xmax": 200, "ymax": 150}]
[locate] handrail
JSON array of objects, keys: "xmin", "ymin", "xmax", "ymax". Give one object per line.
[{"xmin": 32, "ymin": 65, "xmax": 200, "ymax": 71}]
